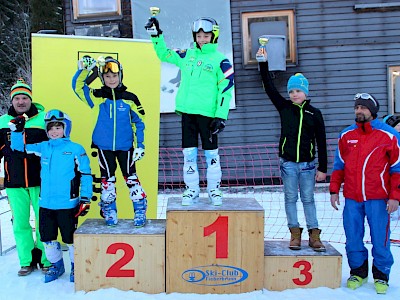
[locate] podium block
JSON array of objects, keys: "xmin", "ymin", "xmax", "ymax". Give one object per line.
[
  {"xmin": 264, "ymin": 240, "xmax": 342, "ymax": 290},
  {"xmin": 166, "ymin": 197, "xmax": 264, "ymax": 294},
  {"xmin": 74, "ymin": 218, "xmax": 166, "ymax": 293}
]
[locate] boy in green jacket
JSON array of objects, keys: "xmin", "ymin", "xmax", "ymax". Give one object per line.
[{"xmin": 145, "ymin": 17, "xmax": 234, "ymax": 206}]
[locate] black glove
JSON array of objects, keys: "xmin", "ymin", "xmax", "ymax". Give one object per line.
[
  {"xmin": 210, "ymin": 118, "xmax": 226, "ymax": 135},
  {"xmin": 75, "ymin": 197, "xmax": 90, "ymax": 217},
  {"xmin": 8, "ymin": 115, "xmax": 26, "ymax": 132},
  {"xmin": 144, "ymin": 17, "xmax": 162, "ymax": 36}
]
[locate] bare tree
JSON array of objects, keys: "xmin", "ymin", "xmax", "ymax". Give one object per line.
[{"xmin": 0, "ymin": 0, "xmax": 31, "ymax": 115}]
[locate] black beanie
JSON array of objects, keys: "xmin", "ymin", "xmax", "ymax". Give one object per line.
[{"xmin": 354, "ymin": 93, "xmax": 379, "ymax": 117}]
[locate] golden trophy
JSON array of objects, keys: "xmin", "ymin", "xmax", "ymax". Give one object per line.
[{"xmin": 145, "ymin": 7, "xmax": 161, "ymax": 35}]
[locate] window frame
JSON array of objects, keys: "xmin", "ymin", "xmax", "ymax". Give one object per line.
[
  {"xmin": 388, "ymin": 65, "xmax": 400, "ymax": 114},
  {"xmin": 241, "ymin": 9, "xmax": 296, "ymax": 68},
  {"xmin": 72, "ymin": 0, "xmax": 122, "ymax": 21}
]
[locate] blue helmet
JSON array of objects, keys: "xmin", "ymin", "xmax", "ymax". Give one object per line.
[{"xmin": 44, "ymin": 109, "xmax": 72, "ymax": 138}]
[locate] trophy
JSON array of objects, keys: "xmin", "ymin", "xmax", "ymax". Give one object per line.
[
  {"xmin": 145, "ymin": 7, "xmax": 161, "ymax": 35},
  {"xmin": 256, "ymin": 37, "xmax": 269, "ymax": 62}
]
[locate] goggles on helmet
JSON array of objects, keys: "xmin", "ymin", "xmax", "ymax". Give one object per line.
[
  {"xmin": 45, "ymin": 110, "xmax": 66, "ymax": 122},
  {"xmin": 354, "ymin": 93, "xmax": 375, "ymax": 102},
  {"xmin": 100, "ymin": 61, "xmax": 120, "ymax": 74},
  {"xmin": 192, "ymin": 19, "xmax": 217, "ymax": 33}
]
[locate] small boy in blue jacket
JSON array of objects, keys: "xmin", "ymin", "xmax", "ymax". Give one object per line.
[{"xmin": 9, "ymin": 109, "xmax": 93, "ymax": 283}]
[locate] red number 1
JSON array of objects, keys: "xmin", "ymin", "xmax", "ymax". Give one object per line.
[{"xmin": 203, "ymin": 216, "xmax": 228, "ymax": 258}]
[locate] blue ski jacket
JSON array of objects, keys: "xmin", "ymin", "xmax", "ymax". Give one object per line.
[
  {"xmin": 11, "ymin": 134, "xmax": 93, "ymax": 210},
  {"xmin": 72, "ymin": 69, "xmax": 145, "ymax": 151}
]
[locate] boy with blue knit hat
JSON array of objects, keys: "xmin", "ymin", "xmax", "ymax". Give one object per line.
[{"xmin": 257, "ymin": 49, "xmax": 328, "ymax": 252}]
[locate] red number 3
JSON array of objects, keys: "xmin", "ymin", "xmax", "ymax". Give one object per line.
[
  {"xmin": 106, "ymin": 242, "xmax": 135, "ymax": 277},
  {"xmin": 292, "ymin": 260, "xmax": 312, "ymax": 285}
]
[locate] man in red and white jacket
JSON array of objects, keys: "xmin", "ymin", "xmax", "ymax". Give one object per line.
[{"xmin": 330, "ymin": 93, "xmax": 400, "ymax": 294}]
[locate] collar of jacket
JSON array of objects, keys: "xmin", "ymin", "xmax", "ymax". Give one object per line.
[
  {"xmin": 94, "ymin": 84, "xmax": 128, "ymax": 100},
  {"xmin": 8, "ymin": 102, "xmax": 42, "ymax": 118},
  {"xmin": 48, "ymin": 137, "xmax": 70, "ymax": 145},
  {"xmin": 195, "ymin": 42, "xmax": 218, "ymax": 54},
  {"xmin": 356, "ymin": 119, "xmax": 374, "ymax": 133}
]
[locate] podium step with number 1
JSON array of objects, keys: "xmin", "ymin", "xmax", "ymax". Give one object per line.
[{"xmin": 166, "ymin": 197, "xmax": 265, "ymax": 294}]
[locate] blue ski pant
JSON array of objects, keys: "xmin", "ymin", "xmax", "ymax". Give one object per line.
[{"xmin": 343, "ymin": 198, "xmax": 393, "ymax": 278}]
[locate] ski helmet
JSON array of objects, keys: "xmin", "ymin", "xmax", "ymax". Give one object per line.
[
  {"xmin": 98, "ymin": 56, "xmax": 123, "ymax": 87},
  {"xmin": 44, "ymin": 109, "xmax": 72, "ymax": 138},
  {"xmin": 192, "ymin": 17, "xmax": 219, "ymax": 44}
]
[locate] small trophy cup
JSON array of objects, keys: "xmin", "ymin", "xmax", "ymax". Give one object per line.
[
  {"xmin": 256, "ymin": 37, "xmax": 269, "ymax": 62},
  {"xmin": 145, "ymin": 7, "xmax": 161, "ymax": 35}
]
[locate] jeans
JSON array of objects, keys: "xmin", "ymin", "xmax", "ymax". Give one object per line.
[{"xmin": 280, "ymin": 158, "xmax": 318, "ymax": 229}]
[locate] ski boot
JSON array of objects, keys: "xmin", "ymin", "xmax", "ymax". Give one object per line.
[
  {"xmin": 133, "ymin": 198, "xmax": 147, "ymax": 227},
  {"xmin": 99, "ymin": 200, "xmax": 118, "ymax": 226},
  {"xmin": 347, "ymin": 275, "xmax": 367, "ymax": 290},
  {"xmin": 182, "ymin": 187, "xmax": 200, "ymax": 206},
  {"xmin": 374, "ymin": 279, "xmax": 389, "ymax": 294},
  {"xmin": 44, "ymin": 259, "xmax": 65, "ymax": 283},
  {"xmin": 208, "ymin": 188, "xmax": 222, "ymax": 206}
]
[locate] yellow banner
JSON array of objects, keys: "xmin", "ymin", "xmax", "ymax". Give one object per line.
[{"xmin": 32, "ymin": 34, "xmax": 160, "ymax": 221}]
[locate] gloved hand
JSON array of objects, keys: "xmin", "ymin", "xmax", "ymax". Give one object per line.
[
  {"xmin": 144, "ymin": 17, "xmax": 162, "ymax": 37},
  {"xmin": 75, "ymin": 197, "xmax": 90, "ymax": 217},
  {"xmin": 8, "ymin": 115, "xmax": 26, "ymax": 132},
  {"xmin": 210, "ymin": 118, "xmax": 226, "ymax": 135},
  {"xmin": 78, "ymin": 55, "xmax": 97, "ymax": 71},
  {"xmin": 256, "ymin": 47, "xmax": 268, "ymax": 63},
  {"xmin": 132, "ymin": 147, "xmax": 145, "ymax": 162}
]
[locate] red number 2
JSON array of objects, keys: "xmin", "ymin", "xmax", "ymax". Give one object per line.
[
  {"xmin": 203, "ymin": 216, "xmax": 228, "ymax": 258},
  {"xmin": 292, "ymin": 260, "xmax": 312, "ymax": 285},
  {"xmin": 106, "ymin": 242, "xmax": 135, "ymax": 277}
]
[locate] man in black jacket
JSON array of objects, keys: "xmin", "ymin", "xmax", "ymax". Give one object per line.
[
  {"xmin": 257, "ymin": 49, "xmax": 327, "ymax": 252},
  {"xmin": 0, "ymin": 79, "xmax": 50, "ymax": 275}
]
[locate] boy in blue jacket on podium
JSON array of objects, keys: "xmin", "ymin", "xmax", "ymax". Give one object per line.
[{"xmin": 9, "ymin": 109, "xmax": 93, "ymax": 283}]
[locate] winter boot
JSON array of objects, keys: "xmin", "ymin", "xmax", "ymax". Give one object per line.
[
  {"xmin": 133, "ymin": 198, "xmax": 147, "ymax": 228},
  {"xmin": 182, "ymin": 187, "xmax": 200, "ymax": 206},
  {"xmin": 208, "ymin": 188, "xmax": 223, "ymax": 206},
  {"xmin": 289, "ymin": 227, "xmax": 303, "ymax": 250},
  {"xmin": 70, "ymin": 263, "xmax": 74, "ymax": 283},
  {"xmin": 347, "ymin": 275, "xmax": 368, "ymax": 290},
  {"xmin": 308, "ymin": 228, "xmax": 326, "ymax": 252},
  {"xmin": 374, "ymin": 279, "xmax": 389, "ymax": 294},
  {"xmin": 44, "ymin": 259, "xmax": 65, "ymax": 283},
  {"xmin": 17, "ymin": 266, "xmax": 33, "ymax": 276},
  {"xmin": 100, "ymin": 176, "xmax": 118, "ymax": 226}
]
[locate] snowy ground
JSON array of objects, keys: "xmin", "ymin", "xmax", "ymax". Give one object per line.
[{"xmin": 0, "ymin": 191, "xmax": 399, "ymax": 299}]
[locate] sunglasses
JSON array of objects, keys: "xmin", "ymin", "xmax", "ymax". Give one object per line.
[
  {"xmin": 100, "ymin": 61, "xmax": 120, "ymax": 74},
  {"xmin": 45, "ymin": 110, "xmax": 65, "ymax": 122}
]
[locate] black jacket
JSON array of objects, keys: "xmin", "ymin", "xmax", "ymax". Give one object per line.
[
  {"xmin": 0, "ymin": 103, "xmax": 48, "ymax": 188},
  {"xmin": 259, "ymin": 62, "xmax": 327, "ymax": 173}
]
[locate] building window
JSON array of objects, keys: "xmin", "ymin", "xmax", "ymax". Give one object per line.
[
  {"xmin": 388, "ymin": 65, "xmax": 400, "ymax": 113},
  {"xmin": 241, "ymin": 10, "xmax": 296, "ymax": 67},
  {"xmin": 72, "ymin": 0, "xmax": 122, "ymax": 20}
]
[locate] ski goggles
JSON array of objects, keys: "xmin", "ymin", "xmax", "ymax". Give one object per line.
[
  {"xmin": 192, "ymin": 19, "xmax": 217, "ymax": 33},
  {"xmin": 100, "ymin": 61, "xmax": 120, "ymax": 74},
  {"xmin": 354, "ymin": 93, "xmax": 375, "ymax": 103},
  {"xmin": 44, "ymin": 110, "xmax": 66, "ymax": 122}
]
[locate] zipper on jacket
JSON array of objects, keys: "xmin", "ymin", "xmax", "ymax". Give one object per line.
[
  {"xmin": 296, "ymin": 103, "xmax": 305, "ymax": 162},
  {"xmin": 281, "ymin": 137, "xmax": 286, "ymax": 155},
  {"xmin": 310, "ymin": 143, "xmax": 313, "ymax": 157},
  {"xmin": 112, "ymin": 89, "xmax": 117, "ymax": 151},
  {"xmin": 220, "ymin": 97, "xmax": 224, "ymax": 107}
]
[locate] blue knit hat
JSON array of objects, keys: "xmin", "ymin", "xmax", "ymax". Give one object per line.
[{"xmin": 287, "ymin": 73, "xmax": 309, "ymax": 96}]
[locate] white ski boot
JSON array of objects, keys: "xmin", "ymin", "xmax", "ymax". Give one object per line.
[
  {"xmin": 208, "ymin": 188, "xmax": 222, "ymax": 206},
  {"xmin": 182, "ymin": 187, "xmax": 200, "ymax": 206}
]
